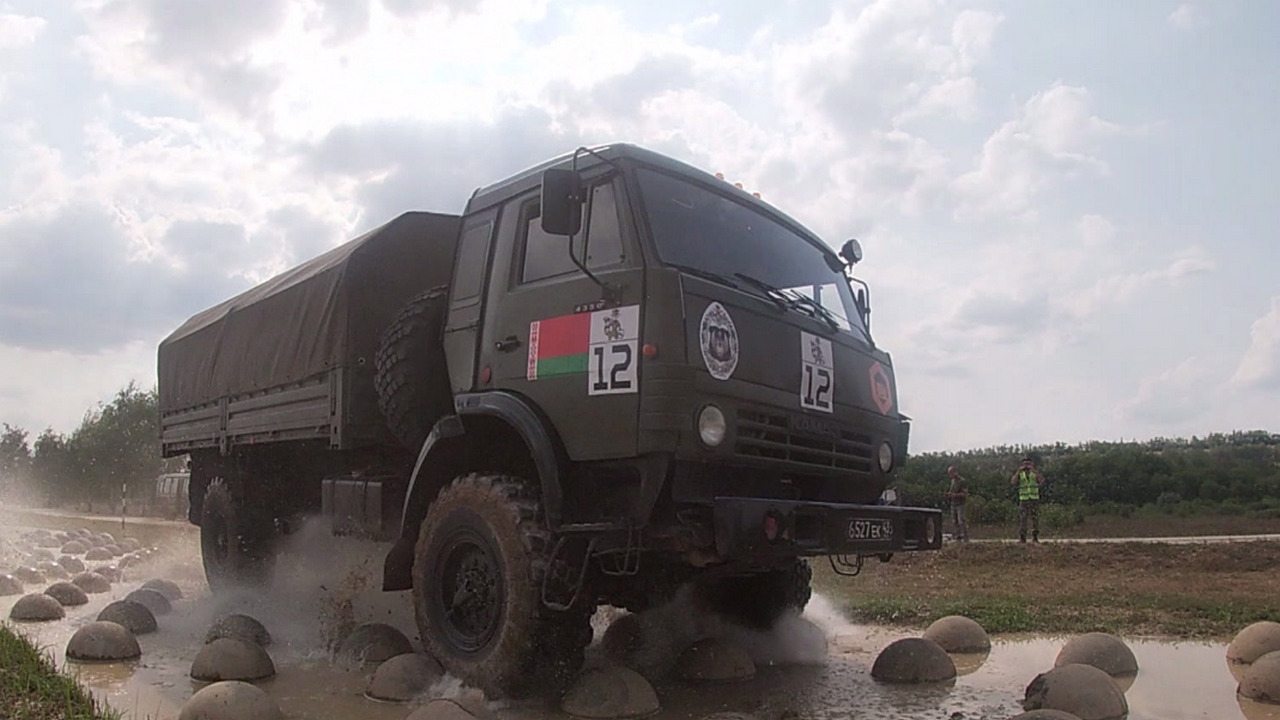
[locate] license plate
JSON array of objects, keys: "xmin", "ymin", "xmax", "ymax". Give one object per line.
[{"xmin": 847, "ymin": 518, "xmax": 894, "ymax": 541}]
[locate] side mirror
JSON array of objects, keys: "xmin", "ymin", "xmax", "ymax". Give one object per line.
[
  {"xmin": 840, "ymin": 238, "xmax": 863, "ymax": 266},
  {"xmin": 540, "ymin": 168, "xmax": 583, "ymax": 236}
]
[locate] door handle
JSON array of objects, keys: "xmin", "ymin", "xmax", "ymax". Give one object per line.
[{"xmin": 495, "ymin": 335, "xmax": 522, "ymax": 352}]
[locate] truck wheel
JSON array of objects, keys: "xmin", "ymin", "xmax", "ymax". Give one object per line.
[
  {"xmin": 200, "ymin": 478, "xmax": 275, "ymax": 592},
  {"xmin": 695, "ymin": 559, "xmax": 813, "ymax": 630},
  {"xmin": 413, "ymin": 474, "xmax": 594, "ymax": 699},
  {"xmin": 374, "ymin": 287, "xmax": 454, "ymax": 450}
]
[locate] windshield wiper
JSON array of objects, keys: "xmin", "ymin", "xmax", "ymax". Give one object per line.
[
  {"xmin": 736, "ymin": 273, "xmax": 838, "ymax": 332},
  {"xmin": 668, "ymin": 264, "xmax": 740, "ymax": 290},
  {"xmin": 732, "ymin": 272, "xmax": 791, "ymax": 312},
  {"xmin": 782, "ymin": 290, "xmax": 841, "ymax": 334}
]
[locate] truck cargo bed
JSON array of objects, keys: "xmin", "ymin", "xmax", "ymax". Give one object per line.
[{"xmin": 158, "ymin": 211, "xmax": 462, "ymax": 456}]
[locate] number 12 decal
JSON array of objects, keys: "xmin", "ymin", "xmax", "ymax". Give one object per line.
[
  {"xmin": 800, "ymin": 332, "xmax": 834, "ymax": 413},
  {"xmin": 588, "ymin": 305, "xmax": 641, "ymax": 396},
  {"xmin": 591, "ymin": 343, "xmax": 635, "ymax": 394}
]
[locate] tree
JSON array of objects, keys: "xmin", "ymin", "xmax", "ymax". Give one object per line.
[
  {"xmin": 30, "ymin": 428, "xmax": 73, "ymax": 504},
  {"xmin": 67, "ymin": 382, "xmax": 163, "ymax": 502},
  {"xmin": 0, "ymin": 423, "xmax": 31, "ymax": 496}
]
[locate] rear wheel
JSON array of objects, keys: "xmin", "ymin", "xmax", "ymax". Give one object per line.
[
  {"xmin": 412, "ymin": 474, "xmax": 593, "ymax": 699},
  {"xmin": 695, "ymin": 559, "xmax": 813, "ymax": 630},
  {"xmin": 200, "ymin": 478, "xmax": 276, "ymax": 592}
]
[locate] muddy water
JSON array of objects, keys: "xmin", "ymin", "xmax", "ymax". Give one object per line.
[{"xmin": 3, "ymin": 509, "xmax": 1277, "ymax": 720}]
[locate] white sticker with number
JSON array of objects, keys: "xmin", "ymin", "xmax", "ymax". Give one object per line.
[
  {"xmin": 800, "ymin": 331, "xmax": 834, "ymax": 413},
  {"xmin": 588, "ymin": 305, "xmax": 640, "ymax": 396}
]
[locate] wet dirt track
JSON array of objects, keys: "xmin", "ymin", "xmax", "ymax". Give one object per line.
[{"xmin": 3, "ymin": 508, "xmax": 1277, "ymax": 720}]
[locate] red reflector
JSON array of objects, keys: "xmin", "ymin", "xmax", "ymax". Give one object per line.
[
  {"xmin": 481, "ymin": 367, "xmax": 492, "ymax": 384},
  {"xmin": 642, "ymin": 343, "xmax": 658, "ymax": 359},
  {"xmin": 763, "ymin": 515, "xmax": 778, "ymax": 540}
]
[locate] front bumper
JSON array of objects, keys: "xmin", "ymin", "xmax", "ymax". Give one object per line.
[{"xmin": 713, "ymin": 496, "xmax": 943, "ymax": 558}]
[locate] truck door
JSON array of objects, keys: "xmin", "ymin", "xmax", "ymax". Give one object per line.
[
  {"xmin": 480, "ymin": 173, "xmax": 645, "ymax": 460},
  {"xmin": 444, "ymin": 210, "xmax": 499, "ymax": 393}
]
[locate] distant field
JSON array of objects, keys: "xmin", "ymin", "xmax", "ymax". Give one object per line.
[
  {"xmin": 963, "ymin": 512, "xmax": 1280, "ymax": 540},
  {"xmin": 814, "ymin": 539, "xmax": 1280, "ymax": 639}
]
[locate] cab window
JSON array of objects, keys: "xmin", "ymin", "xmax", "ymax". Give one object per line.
[{"xmin": 519, "ymin": 178, "xmax": 625, "ymax": 284}]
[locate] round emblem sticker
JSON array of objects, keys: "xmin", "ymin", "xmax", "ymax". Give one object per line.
[{"xmin": 699, "ymin": 301, "xmax": 739, "ymax": 381}]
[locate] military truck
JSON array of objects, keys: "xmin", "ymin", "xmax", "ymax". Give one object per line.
[{"xmin": 158, "ymin": 143, "xmax": 942, "ymax": 698}]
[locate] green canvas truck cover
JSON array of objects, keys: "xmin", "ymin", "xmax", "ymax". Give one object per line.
[{"xmin": 158, "ymin": 211, "xmax": 462, "ymax": 415}]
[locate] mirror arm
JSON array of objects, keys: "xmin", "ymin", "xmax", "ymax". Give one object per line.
[
  {"xmin": 566, "ymin": 233, "xmax": 620, "ymax": 304},
  {"xmin": 848, "ymin": 271, "xmax": 872, "ymax": 334},
  {"xmin": 566, "ymin": 145, "xmax": 622, "ymax": 305},
  {"xmin": 572, "ymin": 145, "xmax": 621, "ymax": 173}
]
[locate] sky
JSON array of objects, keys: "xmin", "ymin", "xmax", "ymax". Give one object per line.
[{"xmin": 0, "ymin": 0, "xmax": 1277, "ymax": 453}]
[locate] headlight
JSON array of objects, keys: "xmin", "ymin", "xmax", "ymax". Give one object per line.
[
  {"xmin": 698, "ymin": 405, "xmax": 726, "ymax": 447},
  {"xmin": 878, "ymin": 441, "xmax": 894, "ymax": 472}
]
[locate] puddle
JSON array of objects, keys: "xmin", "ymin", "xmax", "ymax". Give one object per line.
[{"xmin": 4, "ymin": 507, "xmax": 1278, "ymax": 720}]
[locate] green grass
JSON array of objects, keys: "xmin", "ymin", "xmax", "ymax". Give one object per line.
[
  {"xmin": 0, "ymin": 624, "xmax": 121, "ymax": 720},
  {"xmin": 814, "ymin": 540, "xmax": 1280, "ymax": 638}
]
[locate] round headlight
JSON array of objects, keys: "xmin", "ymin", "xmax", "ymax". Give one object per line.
[
  {"xmin": 878, "ymin": 441, "xmax": 894, "ymax": 473},
  {"xmin": 698, "ymin": 405, "xmax": 726, "ymax": 447}
]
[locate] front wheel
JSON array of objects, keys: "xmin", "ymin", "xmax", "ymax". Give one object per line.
[
  {"xmin": 200, "ymin": 478, "xmax": 276, "ymax": 593},
  {"xmin": 412, "ymin": 474, "xmax": 593, "ymax": 699}
]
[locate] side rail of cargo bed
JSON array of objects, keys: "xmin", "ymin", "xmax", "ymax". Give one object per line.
[{"xmin": 160, "ymin": 370, "xmax": 380, "ymax": 455}]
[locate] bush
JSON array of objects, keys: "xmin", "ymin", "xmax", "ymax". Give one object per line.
[
  {"xmin": 967, "ymin": 496, "xmax": 1018, "ymax": 525},
  {"xmin": 1219, "ymin": 499, "xmax": 1247, "ymax": 516},
  {"xmin": 1040, "ymin": 503, "xmax": 1085, "ymax": 530},
  {"xmin": 1093, "ymin": 500, "xmax": 1136, "ymax": 518},
  {"xmin": 1156, "ymin": 491, "xmax": 1183, "ymax": 507}
]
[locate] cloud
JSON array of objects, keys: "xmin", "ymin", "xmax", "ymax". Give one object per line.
[
  {"xmin": 1067, "ymin": 246, "xmax": 1214, "ymax": 322},
  {"xmin": 1079, "ymin": 214, "xmax": 1116, "ymax": 248},
  {"xmin": 304, "ymin": 107, "xmax": 579, "ymax": 224},
  {"xmin": 952, "ymin": 83, "xmax": 1128, "ymax": 221},
  {"xmin": 383, "ymin": 0, "xmax": 483, "ymax": 18},
  {"xmin": 546, "ymin": 54, "xmax": 696, "ymax": 118},
  {"xmin": 1168, "ymin": 3, "xmax": 1200, "ymax": 30},
  {"xmin": 0, "ymin": 203, "xmax": 245, "ymax": 352},
  {"xmin": 1231, "ymin": 297, "xmax": 1280, "ymax": 391},
  {"xmin": 904, "ymin": 242, "xmax": 1215, "ymax": 366},
  {"xmin": 1116, "ymin": 357, "xmax": 1211, "ymax": 425},
  {"xmin": 778, "ymin": 1, "xmax": 1003, "ymax": 131},
  {"xmin": 77, "ymin": 0, "xmax": 288, "ymax": 118},
  {"xmin": 0, "ymin": 13, "xmax": 47, "ymax": 49}
]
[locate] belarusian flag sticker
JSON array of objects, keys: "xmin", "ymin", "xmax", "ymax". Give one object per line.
[{"xmin": 527, "ymin": 305, "xmax": 640, "ymax": 397}]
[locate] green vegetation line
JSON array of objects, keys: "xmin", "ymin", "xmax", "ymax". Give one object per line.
[{"xmin": 0, "ymin": 623, "xmax": 121, "ymax": 720}]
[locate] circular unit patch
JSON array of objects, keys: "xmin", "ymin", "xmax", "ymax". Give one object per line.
[{"xmin": 699, "ymin": 301, "xmax": 739, "ymax": 381}]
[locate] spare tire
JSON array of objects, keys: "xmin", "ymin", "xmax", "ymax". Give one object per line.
[{"xmin": 374, "ymin": 287, "xmax": 455, "ymax": 450}]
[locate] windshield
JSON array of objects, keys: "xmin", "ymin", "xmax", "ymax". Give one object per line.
[{"xmin": 635, "ymin": 167, "xmax": 868, "ymax": 339}]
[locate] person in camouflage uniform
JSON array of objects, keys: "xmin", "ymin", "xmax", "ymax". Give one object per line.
[
  {"xmin": 1010, "ymin": 456, "xmax": 1044, "ymax": 543},
  {"xmin": 944, "ymin": 465, "xmax": 970, "ymax": 542}
]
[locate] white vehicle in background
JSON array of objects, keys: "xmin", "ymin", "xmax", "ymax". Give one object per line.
[{"xmin": 153, "ymin": 472, "xmax": 190, "ymax": 520}]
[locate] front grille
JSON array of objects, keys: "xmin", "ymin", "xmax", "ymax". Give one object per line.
[{"xmin": 735, "ymin": 409, "xmax": 874, "ymax": 473}]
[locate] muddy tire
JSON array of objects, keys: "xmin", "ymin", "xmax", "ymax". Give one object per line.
[
  {"xmin": 373, "ymin": 287, "xmax": 454, "ymax": 450},
  {"xmin": 695, "ymin": 559, "xmax": 813, "ymax": 630},
  {"xmin": 200, "ymin": 478, "xmax": 276, "ymax": 593},
  {"xmin": 412, "ymin": 474, "xmax": 593, "ymax": 699}
]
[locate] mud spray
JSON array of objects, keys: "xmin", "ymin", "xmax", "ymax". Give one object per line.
[{"xmin": 136, "ymin": 514, "xmax": 864, "ymax": 715}]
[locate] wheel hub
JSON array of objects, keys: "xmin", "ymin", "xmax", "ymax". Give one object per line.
[{"xmin": 438, "ymin": 536, "xmax": 502, "ymax": 652}]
